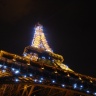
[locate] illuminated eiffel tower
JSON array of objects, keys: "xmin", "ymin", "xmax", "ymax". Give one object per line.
[{"xmin": 0, "ymin": 23, "xmax": 96, "ymax": 96}]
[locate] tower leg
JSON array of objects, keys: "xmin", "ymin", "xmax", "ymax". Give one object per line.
[
  {"xmin": 28, "ymin": 85, "xmax": 35, "ymax": 96},
  {"xmin": 21, "ymin": 85, "xmax": 28, "ymax": 96}
]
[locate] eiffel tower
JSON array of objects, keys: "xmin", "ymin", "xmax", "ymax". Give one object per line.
[{"xmin": 0, "ymin": 23, "xmax": 96, "ymax": 96}]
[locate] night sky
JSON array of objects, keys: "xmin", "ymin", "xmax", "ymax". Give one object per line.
[{"xmin": 0, "ymin": 0, "xmax": 95, "ymax": 77}]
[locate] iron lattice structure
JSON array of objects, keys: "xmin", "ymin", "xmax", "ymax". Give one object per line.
[{"xmin": 0, "ymin": 24, "xmax": 96, "ymax": 96}]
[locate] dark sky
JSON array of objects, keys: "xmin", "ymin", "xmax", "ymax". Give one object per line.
[{"xmin": 0, "ymin": 0, "xmax": 95, "ymax": 77}]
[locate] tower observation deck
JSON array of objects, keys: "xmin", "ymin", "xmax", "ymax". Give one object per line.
[{"xmin": 0, "ymin": 23, "xmax": 96, "ymax": 96}]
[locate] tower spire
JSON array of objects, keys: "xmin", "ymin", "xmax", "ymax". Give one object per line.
[{"xmin": 31, "ymin": 23, "xmax": 52, "ymax": 52}]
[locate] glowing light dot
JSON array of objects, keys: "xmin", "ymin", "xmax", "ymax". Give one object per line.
[
  {"xmin": 4, "ymin": 66, "xmax": 7, "ymax": 69},
  {"xmin": 15, "ymin": 78, "xmax": 19, "ymax": 82},
  {"xmin": 52, "ymin": 80, "xmax": 55, "ymax": 83},
  {"xmin": 73, "ymin": 83, "xmax": 77, "ymax": 89},
  {"xmin": 29, "ymin": 74, "xmax": 32, "ymax": 77},
  {"xmin": 93, "ymin": 92, "xmax": 96, "ymax": 95},
  {"xmin": 34, "ymin": 79, "xmax": 37, "ymax": 82},
  {"xmin": 12, "ymin": 68, "xmax": 15, "ymax": 71},
  {"xmin": 39, "ymin": 80, "xmax": 42, "ymax": 83},
  {"xmin": 24, "ymin": 75, "xmax": 27, "ymax": 78},
  {"xmin": 80, "ymin": 85, "xmax": 83, "ymax": 88},
  {"xmin": 40, "ymin": 77, "xmax": 44, "ymax": 80},
  {"xmin": 15, "ymin": 70, "xmax": 19, "ymax": 74},
  {"xmin": 2, "ymin": 70, "xmax": 6, "ymax": 73},
  {"xmin": 86, "ymin": 90, "xmax": 90, "ymax": 93},
  {"xmin": 62, "ymin": 84, "xmax": 65, "ymax": 87},
  {"xmin": 0, "ymin": 64, "xmax": 2, "ymax": 68}
]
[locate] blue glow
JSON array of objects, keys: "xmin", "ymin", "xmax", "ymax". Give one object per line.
[
  {"xmin": 39, "ymin": 80, "xmax": 42, "ymax": 83},
  {"xmin": 15, "ymin": 78, "xmax": 19, "ymax": 82},
  {"xmin": 80, "ymin": 85, "xmax": 83, "ymax": 89},
  {"xmin": 12, "ymin": 68, "xmax": 15, "ymax": 71},
  {"xmin": 23, "ymin": 53, "xmax": 27, "ymax": 57},
  {"xmin": 15, "ymin": 70, "xmax": 20, "ymax": 74},
  {"xmin": 2, "ymin": 70, "xmax": 6, "ymax": 73},
  {"xmin": 86, "ymin": 90, "xmax": 90, "ymax": 93},
  {"xmin": 40, "ymin": 77, "xmax": 44, "ymax": 80},
  {"xmin": 48, "ymin": 57, "xmax": 50, "ymax": 59},
  {"xmin": 80, "ymin": 85, "xmax": 83, "ymax": 88},
  {"xmin": 93, "ymin": 92, "xmax": 96, "ymax": 95},
  {"xmin": 24, "ymin": 75, "xmax": 27, "ymax": 78},
  {"xmin": 73, "ymin": 83, "xmax": 77, "ymax": 89},
  {"xmin": 42, "ymin": 56, "xmax": 45, "ymax": 59},
  {"xmin": 3, "ymin": 66, "xmax": 7, "ymax": 69},
  {"xmin": 52, "ymin": 80, "xmax": 55, "ymax": 83},
  {"xmin": 61, "ymin": 84, "xmax": 65, "ymax": 87},
  {"xmin": 34, "ymin": 79, "xmax": 37, "ymax": 82},
  {"xmin": 0, "ymin": 64, "xmax": 2, "ymax": 68},
  {"xmin": 29, "ymin": 74, "xmax": 33, "ymax": 77}
]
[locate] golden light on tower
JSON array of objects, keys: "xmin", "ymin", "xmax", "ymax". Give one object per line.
[{"xmin": 31, "ymin": 23, "xmax": 52, "ymax": 52}]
